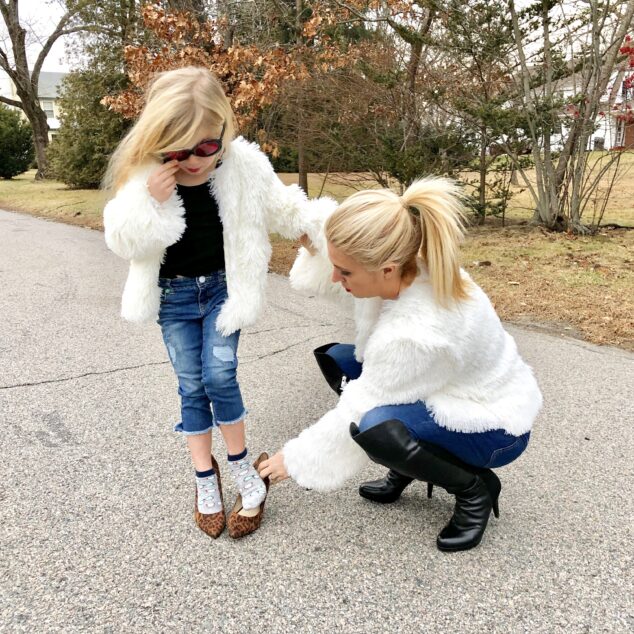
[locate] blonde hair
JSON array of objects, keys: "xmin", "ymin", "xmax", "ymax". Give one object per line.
[
  {"xmin": 103, "ymin": 66, "xmax": 236, "ymax": 191},
  {"xmin": 325, "ymin": 177, "xmax": 470, "ymax": 306}
]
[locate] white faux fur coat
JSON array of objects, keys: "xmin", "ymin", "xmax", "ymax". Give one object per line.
[
  {"xmin": 283, "ymin": 206, "xmax": 543, "ymax": 491},
  {"xmin": 103, "ymin": 137, "xmax": 324, "ymax": 335}
]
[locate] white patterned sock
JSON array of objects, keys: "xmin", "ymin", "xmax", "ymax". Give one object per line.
[
  {"xmin": 196, "ymin": 472, "xmax": 222, "ymax": 514},
  {"xmin": 228, "ymin": 452, "xmax": 267, "ymax": 510}
]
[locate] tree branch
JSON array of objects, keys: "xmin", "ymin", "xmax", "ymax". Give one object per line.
[
  {"xmin": 0, "ymin": 94, "xmax": 22, "ymax": 108},
  {"xmin": 31, "ymin": 10, "xmax": 72, "ymax": 90}
]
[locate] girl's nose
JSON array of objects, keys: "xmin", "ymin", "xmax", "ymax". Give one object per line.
[{"xmin": 332, "ymin": 268, "xmax": 341, "ymax": 283}]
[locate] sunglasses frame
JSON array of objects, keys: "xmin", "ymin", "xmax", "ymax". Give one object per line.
[{"xmin": 162, "ymin": 123, "xmax": 226, "ymax": 163}]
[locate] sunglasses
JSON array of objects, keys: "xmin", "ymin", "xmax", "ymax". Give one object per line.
[{"xmin": 162, "ymin": 123, "xmax": 226, "ymax": 163}]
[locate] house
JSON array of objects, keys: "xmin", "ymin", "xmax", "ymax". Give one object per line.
[
  {"xmin": 0, "ymin": 71, "xmax": 67, "ymax": 142},
  {"xmin": 554, "ymin": 66, "xmax": 633, "ymax": 151},
  {"xmin": 598, "ymin": 67, "xmax": 634, "ymax": 149}
]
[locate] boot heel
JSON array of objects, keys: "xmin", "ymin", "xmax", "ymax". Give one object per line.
[
  {"xmin": 427, "ymin": 482, "xmax": 433, "ymax": 498},
  {"xmin": 492, "ymin": 498, "xmax": 499, "ymax": 518}
]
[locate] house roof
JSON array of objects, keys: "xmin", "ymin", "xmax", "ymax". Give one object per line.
[{"xmin": 37, "ymin": 72, "xmax": 67, "ymax": 98}]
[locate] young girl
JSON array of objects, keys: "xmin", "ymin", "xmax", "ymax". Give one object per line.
[
  {"xmin": 103, "ymin": 66, "xmax": 321, "ymax": 539},
  {"xmin": 259, "ymin": 178, "xmax": 543, "ymax": 552}
]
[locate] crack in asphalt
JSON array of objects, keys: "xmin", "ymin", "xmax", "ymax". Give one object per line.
[
  {"xmin": 0, "ymin": 361, "xmax": 170, "ymax": 391},
  {"xmin": 241, "ymin": 335, "xmax": 328, "ymax": 365},
  {"xmin": 0, "ymin": 325, "xmax": 352, "ymax": 390},
  {"xmin": 247, "ymin": 322, "xmax": 336, "ymax": 335}
]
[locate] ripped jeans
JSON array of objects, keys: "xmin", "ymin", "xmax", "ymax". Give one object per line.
[{"xmin": 157, "ymin": 271, "xmax": 246, "ymax": 435}]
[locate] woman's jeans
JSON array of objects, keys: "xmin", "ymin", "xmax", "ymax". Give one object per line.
[
  {"xmin": 157, "ymin": 271, "xmax": 246, "ymax": 436},
  {"xmin": 326, "ymin": 344, "xmax": 529, "ymax": 469}
]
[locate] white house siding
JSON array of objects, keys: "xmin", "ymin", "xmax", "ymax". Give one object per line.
[{"xmin": 0, "ymin": 70, "xmax": 66, "ymax": 142}]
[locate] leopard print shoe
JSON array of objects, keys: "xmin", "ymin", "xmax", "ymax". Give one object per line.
[
  {"xmin": 227, "ymin": 452, "xmax": 270, "ymax": 539},
  {"xmin": 194, "ymin": 455, "xmax": 226, "ymax": 539}
]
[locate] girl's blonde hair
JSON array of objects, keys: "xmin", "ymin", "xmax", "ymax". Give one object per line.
[
  {"xmin": 325, "ymin": 177, "xmax": 470, "ymax": 306},
  {"xmin": 103, "ymin": 66, "xmax": 236, "ymax": 191}
]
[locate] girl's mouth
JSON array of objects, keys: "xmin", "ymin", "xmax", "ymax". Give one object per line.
[{"xmin": 185, "ymin": 167, "xmax": 200, "ymax": 173}]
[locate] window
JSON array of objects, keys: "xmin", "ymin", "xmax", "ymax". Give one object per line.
[
  {"xmin": 40, "ymin": 99, "xmax": 54, "ymax": 118},
  {"xmin": 615, "ymin": 120, "xmax": 625, "ymax": 146}
]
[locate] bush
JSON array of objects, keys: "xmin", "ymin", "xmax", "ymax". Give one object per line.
[
  {"xmin": 0, "ymin": 105, "xmax": 34, "ymax": 179},
  {"xmin": 270, "ymin": 145, "xmax": 299, "ymax": 172},
  {"xmin": 48, "ymin": 69, "xmax": 130, "ymax": 188}
]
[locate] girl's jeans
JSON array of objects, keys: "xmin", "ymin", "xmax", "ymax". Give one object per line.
[
  {"xmin": 157, "ymin": 271, "xmax": 246, "ymax": 436},
  {"xmin": 327, "ymin": 344, "xmax": 529, "ymax": 469}
]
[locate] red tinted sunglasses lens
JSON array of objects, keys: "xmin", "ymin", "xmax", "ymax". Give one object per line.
[
  {"xmin": 194, "ymin": 140, "xmax": 221, "ymax": 157},
  {"xmin": 164, "ymin": 150, "xmax": 190, "ymax": 162}
]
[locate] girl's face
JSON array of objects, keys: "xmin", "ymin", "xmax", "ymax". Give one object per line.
[
  {"xmin": 173, "ymin": 123, "xmax": 225, "ymax": 185},
  {"xmin": 327, "ymin": 242, "xmax": 401, "ymax": 300}
]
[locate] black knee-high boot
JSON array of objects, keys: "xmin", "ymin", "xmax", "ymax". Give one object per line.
[
  {"xmin": 350, "ymin": 419, "xmax": 501, "ymax": 552},
  {"xmin": 358, "ymin": 469, "xmax": 418, "ymax": 504},
  {"xmin": 313, "ymin": 343, "xmax": 346, "ymax": 395}
]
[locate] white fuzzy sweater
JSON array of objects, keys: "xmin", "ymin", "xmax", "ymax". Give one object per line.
[
  {"xmin": 283, "ymin": 207, "xmax": 543, "ymax": 491},
  {"xmin": 103, "ymin": 137, "xmax": 325, "ymax": 335}
]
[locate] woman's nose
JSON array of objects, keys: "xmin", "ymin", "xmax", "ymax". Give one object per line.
[{"xmin": 331, "ymin": 268, "xmax": 341, "ymax": 283}]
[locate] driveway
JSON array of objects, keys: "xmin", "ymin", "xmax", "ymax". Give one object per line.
[{"xmin": 1, "ymin": 209, "xmax": 632, "ymax": 633}]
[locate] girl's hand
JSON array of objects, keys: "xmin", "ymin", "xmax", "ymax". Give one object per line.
[
  {"xmin": 258, "ymin": 451, "xmax": 289, "ymax": 484},
  {"xmin": 147, "ymin": 161, "xmax": 180, "ymax": 203},
  {"xmin": 299, "ymin": 233, "xmax": 317, "ymax": 256}
]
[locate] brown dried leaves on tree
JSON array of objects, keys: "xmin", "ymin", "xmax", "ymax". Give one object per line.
[{"xmin": 101, "ymin": 4, "xmax": 357, "ymax": 154}]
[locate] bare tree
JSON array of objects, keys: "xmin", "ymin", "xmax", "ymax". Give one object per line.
[
  {"xmin": 507, "ymin": 0, "xmax": 634, "ymax": 232},
  {"xmin": 331, "ymin": 1, "xmax": 436, "ymax": 151},
  {"xmin": 0, "ymin": 0, "xmax": 105, "ymax": 179}
]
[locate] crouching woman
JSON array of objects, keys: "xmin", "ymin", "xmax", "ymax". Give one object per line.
[{"xmin": 259, "ymin": 178, "xmax": 542, "ymax": 552}]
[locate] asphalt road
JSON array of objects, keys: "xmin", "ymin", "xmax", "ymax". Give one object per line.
[{"xmin": 1, "ymin": 209, "xmax": 632, "ymax": 633}]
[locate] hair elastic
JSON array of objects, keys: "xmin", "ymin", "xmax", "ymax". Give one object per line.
[{"xmin": 407, "ymin": 205, "xmax": 420, "ymax": 218}]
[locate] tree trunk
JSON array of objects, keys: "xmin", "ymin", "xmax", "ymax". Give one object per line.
[
  {"xmin": 403, "ymin": 39, "xmax": 423, "ymax": 147},
  {"xmin": 32, "ymin": 129, "xmax": 49, "ymax": 180},
  {"xmin": 510, "ymin": 165, "xmax": 519, "ymax": 186},
  {"xmin": 295, "ymin": 0, "xmax": 308, "ymax": 194},
  {"xmin": 478, "ymin": 129, "xmax": 487, "ymax": 225},
  {"xmin": 297, "ymin": 130, "xmax": 308, "ymax": 194},
  {"xmin": 12, "ymin": 83, "xmax": 50, "ymax": 179},
  {"xmin": 29, "ymin": 109, "xmax": 50, "ymax": 180}
]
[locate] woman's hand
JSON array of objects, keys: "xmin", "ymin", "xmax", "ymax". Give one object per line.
[
  {"xmin": 258, "ymin": 451, "xmax": 289, "ymax": 484},
  {"xmin": 298, "ymin": 233, "xmax": 317, "ymax": 256},
  {"xmin": 147, "ymin": 161, "xmax": 180, "ymax": 203}
]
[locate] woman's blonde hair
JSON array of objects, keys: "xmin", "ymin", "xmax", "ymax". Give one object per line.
[
  {"xmin": 325, "ymin": 177, "xmax": 470, "ymax": 306},
  {"xmin": 103, "ymin": 66, "xmax": 236, "ymax": 191}
]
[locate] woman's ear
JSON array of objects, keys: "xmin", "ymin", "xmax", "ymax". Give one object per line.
[{"xmin": 382, "ymin": 262, "xmax": 398, "ymax": 279}]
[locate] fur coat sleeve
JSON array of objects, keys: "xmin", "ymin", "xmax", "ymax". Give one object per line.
[
  {"xmin": 282, "ymin": 337, "xmax": 447, "ymax": 491},
  {"xmin": 288, "ymin": 196, "xmax": 351, "ymax": 303},
  {"xmin": 103, "ymin": 165, "xmax": 186, "ymax": 261},
  {"xmin": 210, "ymin": 137, "xmax": 338, "ymax": 335}
]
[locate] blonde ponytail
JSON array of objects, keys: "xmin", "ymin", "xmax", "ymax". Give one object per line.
[
  {"xmin": 325, "ymin": 177, "xmax": 470, "ymax": 306},
  {"xmin": 401, "ymin": 177, "xmax": 469, "ymax": 305}
]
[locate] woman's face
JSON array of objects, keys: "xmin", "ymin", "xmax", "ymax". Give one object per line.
[
  {"xmin": 174, "ymin": 123, "xmax": 225, "ymax": 184},
  {"xmin": 327, "ymin": 242, "xmax": 400, "ymax": 300}
]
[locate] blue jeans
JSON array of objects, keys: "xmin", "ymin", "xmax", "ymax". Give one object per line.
[
  {"xmin": 157, "ymin": 271, "xmax": 246, "ymax": 435},
  {"xmin": 326, "ymin": 344, "xmax": 529, "ymax": 469}
]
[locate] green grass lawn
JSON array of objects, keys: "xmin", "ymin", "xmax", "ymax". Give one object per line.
[{"xmin": 0, "ymin": 171, "xmax": 106, "ymax": 229}]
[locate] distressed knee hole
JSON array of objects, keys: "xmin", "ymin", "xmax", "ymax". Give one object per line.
[{"xmin": 213, "ymin": 345, "xmax": 235, "ymax": 363}]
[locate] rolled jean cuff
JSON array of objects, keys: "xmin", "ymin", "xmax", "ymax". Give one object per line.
[
  {"xmin": 173, "ymin": 422, "xmax": 214, "ymax": 436},
  {"xmin": 216, "ymin": 408, "xmax": 248, "ymax": 426}
]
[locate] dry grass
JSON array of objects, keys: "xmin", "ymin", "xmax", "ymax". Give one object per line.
[
  {"xmin": 280, "ymin": 149, "xmax": 634, "ymax": 227},
  {"xmin": 270, "ymin": 226, "xmax": 634, "ymax": 351},
  {"xmin": 2, "ymin": 167, "xmax": 633, "ymax": 351},
  {"xmin": 460, "ymin": 225, "xmax": 633, "ymax": 350}
]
